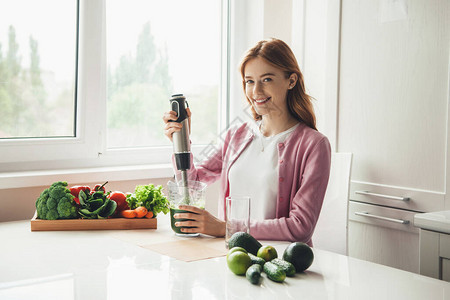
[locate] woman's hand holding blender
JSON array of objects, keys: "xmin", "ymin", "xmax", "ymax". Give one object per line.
[
  {"xmin": 162, "ymin": 107, "xmax": 226, "ymax": 237},
  {"xmin": 163, "ymin": 108, "xmax": 191, "ymax": 142}
]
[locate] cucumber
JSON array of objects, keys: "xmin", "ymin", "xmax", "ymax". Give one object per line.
[
  {"xmin": 263, "ymin": 261, "xmax": 286, "ymax": 283},
  {"xmin": 248, "ymin": 253, "xmax": 266, "ymax": 267},
  {"xmin": 270, "ymin": 258, "xmax": 296, "ymax": 276},
  {"xmin": 246, "ymin": 264, "xmax": 262, "ymax": 284}
]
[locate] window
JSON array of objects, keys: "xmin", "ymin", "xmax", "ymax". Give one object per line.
[
  {"xmin": 106, "ymin": 0, "xmax": 222, "ymax": 149},
  {"xmin": 0, "ymin": 0, "xmax": 226, "ymax": 173},
  {"xmin": 0, "ymin": 0, "xmax": 78, "ymax": 139}
]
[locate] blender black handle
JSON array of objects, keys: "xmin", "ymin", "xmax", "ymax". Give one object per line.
[{"xmin": 169, "ymin": 94, "xmax": 188, "ymax": 123}]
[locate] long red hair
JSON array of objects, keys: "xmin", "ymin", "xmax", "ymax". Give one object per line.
[{"xmin": 239, "ymin": 38, "xmax": 317, "ymax": 130}]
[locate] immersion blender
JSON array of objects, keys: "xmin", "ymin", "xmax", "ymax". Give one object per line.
[{"xmin": 169, "ymin": 94, "xmax": 191, "ymax": 204}]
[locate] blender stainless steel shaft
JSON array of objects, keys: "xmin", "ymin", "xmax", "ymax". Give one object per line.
[{"xmin": 169, "ymin": 94, "xmax": 191, "ymax": 204}]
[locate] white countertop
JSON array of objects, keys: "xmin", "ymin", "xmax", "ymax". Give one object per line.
[
  {"xmin": 414, "ymin": 210, "xmax": 450, "ymax": 234},
  {"xmin": 1, "ymin": 213, "xmax": 449, "ymax": 300}
]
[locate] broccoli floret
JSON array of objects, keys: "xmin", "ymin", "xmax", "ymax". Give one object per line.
[
  {"xmin": 49, "ymin": 185, "xmax": 69, "ymax": 200},
  {"xmin": 35, "ymin": 181, "xmax": 78, "ymax": 220},
  {"xmin": 36, "ymin": 197, "xmax": 49, "ymax": 219},
  {"xmin": 51, "ymin": 181, "xmax": 67, "ymax": 188},
  {"xmin": 46, "ymin": 210, "xmax": 59, "ymax": 220},
  {"xmin": 46, "ymin": 196, "xmax": 58, "ymax": 210},
  {"xmin": 57, "ymin": 197, "xmax": 78, "ymax": 219}
]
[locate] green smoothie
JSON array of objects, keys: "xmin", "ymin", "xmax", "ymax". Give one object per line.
[{"xmin": 170, "ymin": 208, "xmax": 199, "ymax": 235}]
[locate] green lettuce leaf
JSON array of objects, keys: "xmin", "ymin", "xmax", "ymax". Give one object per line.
[{"xmin": 126, "ymin": 184, "xmax": 169, "ymax": 216}]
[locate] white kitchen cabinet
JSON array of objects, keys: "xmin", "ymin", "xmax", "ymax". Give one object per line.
[
  {"xmin": 443, "ymin": 259, "xmax": 450, "ymax": 282},
  {"xmin": 414, "ymin": 210, "xmax": 450, "ymax": 281},
  {"xmin": 416, "ymin": 229, "xmax": 450, "ymax": 282},
  {"xmin": 338, "ymin": 0, "xmax": 450, "ymax": 193},
  {"xmin": 336, "ymin": 0, "xmax": 450, "ymax": 273},
  {"xmin": 348, "ymin": 201, "xmax": 419, "ymax": 273}
]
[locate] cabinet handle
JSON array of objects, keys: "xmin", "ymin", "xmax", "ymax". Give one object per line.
[
  {"xmin": 355, "ymin": 190, "xmax": 410, "ymax": 201},
  {"xmin": 354, "ymin": 211, "xmax": 410, "ymax": 224}
]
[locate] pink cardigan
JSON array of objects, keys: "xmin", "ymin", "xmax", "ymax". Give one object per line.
[{"xmin": 183, "ymin": 121, "xmax": 331, "ymax": 245}]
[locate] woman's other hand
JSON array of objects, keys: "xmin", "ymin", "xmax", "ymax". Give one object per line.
[
  {"xmin": 173, "ymin": 205, "xmax": 225, "ymax": 237},
  {"xmin": 162, "ymin": 108, "xmax": 191, "ymax": 141}
]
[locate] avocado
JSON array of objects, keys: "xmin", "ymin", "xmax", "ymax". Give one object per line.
[
  {"xmin": 263, "ymin": 261, "xmax": 286, "ymax": 283},
  {"xmin": 246, "ymin": 264, "xmax": 262, "ymax": 284},
  {"xmin": 227, "ymin": 232, "xmax": 262, "ymax": 255},
  {"xmin": 270, "ymin": 258, "xmax": 296, "ymax": 276},
  {"xmin": 282, "ymin": 242, "xmax": 314, "ymax": 272}
]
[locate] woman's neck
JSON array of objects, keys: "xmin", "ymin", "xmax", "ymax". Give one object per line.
[{"xmin": 260, "ymin": 114, "xmax": 299, "ymax": 137}]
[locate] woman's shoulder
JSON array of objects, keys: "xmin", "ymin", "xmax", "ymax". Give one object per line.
[
  {"xmin": 289, "ymin": 122, "xmax": 331, "ymax": 149},
  {"xmin": 224, "ymin": 120, "xmax": 256, "ymax": 141}
]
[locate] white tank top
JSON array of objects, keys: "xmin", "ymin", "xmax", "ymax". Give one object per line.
[{"xmin": 228, "ymin": 122, "xmax": 298, "ymax": 221}]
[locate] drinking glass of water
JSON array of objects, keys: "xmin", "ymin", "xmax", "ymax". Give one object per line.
[{"xmin": 225, "ymin": 196, "xmax": 250, "ymax": 248}]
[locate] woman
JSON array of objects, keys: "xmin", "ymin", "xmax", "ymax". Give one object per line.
[{"xmin": 163, "ymin": 38, "xmax": 331, "ymax": 244}]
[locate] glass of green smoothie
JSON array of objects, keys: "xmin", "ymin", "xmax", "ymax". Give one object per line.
[{"xmin": 167, "ymin": 180, "xmax": 206, "ymax": 237}]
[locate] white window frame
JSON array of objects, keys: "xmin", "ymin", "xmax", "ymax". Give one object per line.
[{"xmin": 0, "ymin": 0, "xmax": 230, "ymax": 188}]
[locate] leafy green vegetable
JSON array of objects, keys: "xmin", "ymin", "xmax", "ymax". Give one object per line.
[
  {"xmin": 126, "ymin": 184, "xmax": 169, "ymax": 216},
  {"xmin": 77, "ymin": 189, "xmax": 117, "ymax": 219},
  {"xmin": 36, "ymin": 181, "xmax": 78, "ymax": 220}
]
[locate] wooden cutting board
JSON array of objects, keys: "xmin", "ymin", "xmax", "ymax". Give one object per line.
[{"xmin": 30, "ymin": 212, "xmax": 157, "ymax": 231}]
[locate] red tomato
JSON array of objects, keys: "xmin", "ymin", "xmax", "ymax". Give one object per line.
[{"xmin": 108, "ymin": 191, "xmax": 129, "ymax": 214}]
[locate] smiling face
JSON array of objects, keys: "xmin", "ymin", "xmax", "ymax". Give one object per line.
[{"xmin": 244, "ymin": 57, "xmax": 297, "ymax": 119}]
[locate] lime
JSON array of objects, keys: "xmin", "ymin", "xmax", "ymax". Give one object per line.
[
  {"xmin": 282, "ymin": 242, "xmax": 314, "ymax": 272},
  {"xmin": 227, "ymin": 246, "xmax": 248, "ymax": 259},
  {"xmin": 257, "ymin": 245, "xmax": 278, "ymax": 262},
  {"xmin": 227, "ymin": 251, "xmax": 252, "ymax": 275}
]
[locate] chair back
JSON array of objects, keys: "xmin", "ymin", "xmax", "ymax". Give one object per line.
[{"xmin": 313, "ymin": 152, "xmax": 352, "ymax": 255}]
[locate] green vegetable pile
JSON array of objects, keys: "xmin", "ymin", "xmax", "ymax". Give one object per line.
[
  {"xmin": 126, "ymin": 184, "xmax": 169, "ymax": 216},
  {"xmin": 226, "ymin": 232, "xmax": 314, "ymax": 285},
  {"xmin": 35, "ymin": 181, "xmax": 169, "ymax": 221},
  {"xmin": 36, "ymin": 181, "xmax": 78, "ymax": 220},
  {"xmin": 77, "ymin": 189, "xmax": 117, "ymax": 219}
]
